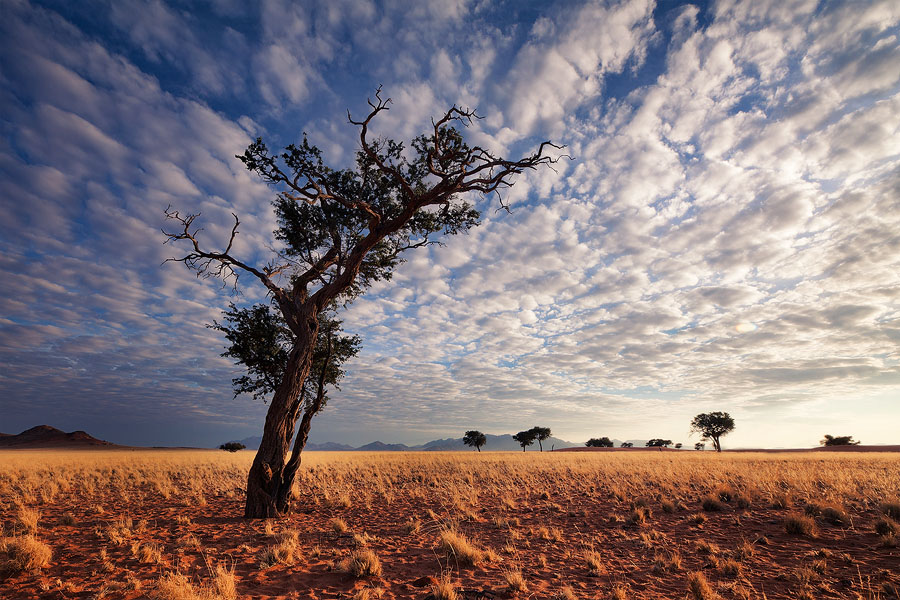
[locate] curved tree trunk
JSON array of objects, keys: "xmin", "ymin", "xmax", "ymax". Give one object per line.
[{"xmin": 244, "ymin": 320, "xmax": 316, "ymax": 519}]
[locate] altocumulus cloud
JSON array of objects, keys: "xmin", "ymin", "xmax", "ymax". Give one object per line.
[{"xmin": 0, "ymin": 0, "xmax": 898, "ymax": 447}]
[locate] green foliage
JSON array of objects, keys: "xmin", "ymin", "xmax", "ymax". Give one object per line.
[
  {"xmin": 820, "ymin": 434, "xmax": 860, "ymax": 446},
  {"xmin": 620, "ymin": 442, "xmax": 633, "ymax": 448},
  {"xmin": 689, "ymin": 412, "xmax": 735, "ymax": 452},
  {"xmin": 210, "ymin": 304, "xmax": 359, "ymax": 409},
  {"xmin": 586, "ymin": 437, "xmax": 614, "ymax": 448},
  {"xmin": 512, "ymin": 430, "xmax": 537, "ymax": 451},
  {"xmin": 219, "ymin": 442, "xmax": 246, "ymax": 452},
  {"xmin": 463, "ymin": 430, "xmax": 487, "ymax": 451}
]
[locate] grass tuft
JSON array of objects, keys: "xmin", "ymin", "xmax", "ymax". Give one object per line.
[
  {"xmin": 686, "ymin": 571, "xmax": 719, "ymax": 600},
  {"xmin": 0, "ymin": 535, "xmax": 52, "ymax": 574},
  {"xmin": 784, "ymin": 514, "xmax": 817, "ymax": 536},
  {"xmin": 438, "ymin": 529, "xmax": 483, "ymax": 565},
  {"xmin": 340, "ymin": 548, "xmax": 382, "ymax": 578}
]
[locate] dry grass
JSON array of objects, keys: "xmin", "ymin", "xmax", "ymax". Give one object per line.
[
  {"xmin": 1, "ymin": 449, "xmax": 899, "ymax": 599},
  {"xmin": 154, "ymin": 565, "xmax": 236, "ymax": 600},
  {"xmin": 687, "ymin": 571, "xmax": 719, "ymax": 600},
  {"xmin": 340, "ymin": 548, "xmax": 382, "ymax": 578},
  {"xmin": 0, "ymin": 535, "xmax": 52, "ymax": 574},
  {"xmin": 430, "ymin": 572, "xmax": 458, "ymax": 600},
  {"xmin": 784, "ymin": 514, "xmax": 818, "ymax": 536},
  {"xmin": 503, "ymin": 568, "xmax": 527, "ymax": 592},
  {"xmin": 438, "ymin": 529, "xmax": 483, "ymax": 565}
]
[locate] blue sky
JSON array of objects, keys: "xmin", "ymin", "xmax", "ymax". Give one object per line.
[{"xmin": 1, "ymin": 0, "xmax": 898, "ymax": 448}]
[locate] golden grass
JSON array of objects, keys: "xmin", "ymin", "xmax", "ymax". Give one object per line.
[
  {"xmin": 0, "ymin": 534, "xmax": 52, "ymax": 574},
  {"xmin": 340, "ymin": 548, "xmax": 382, "ymax": 577},
  {"xmin": 2, "ymin": 448, "xmax": 899, "ymax": 597}
]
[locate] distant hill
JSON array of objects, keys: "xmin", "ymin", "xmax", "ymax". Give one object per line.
[
  {"xmin": 223, "ymin": 432, "xmax": 582, "ymax": 451},
  {"xmin": 0, "ymin": 425, "xmax": 118, "ymax": 448}
]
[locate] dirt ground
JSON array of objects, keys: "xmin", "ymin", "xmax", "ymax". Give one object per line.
[{"xmin": 1, "ymin": 449, "xmax": 898, "ymax": 599}]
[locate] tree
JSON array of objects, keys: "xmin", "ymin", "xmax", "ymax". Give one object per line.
[
  {"xmin": 820, "ymin": 434, "xmax": 860, "ymax": 446},
  {"xmin": 219, "ymin": 442, "xmax": 246, "ymax": 452},
  {"xmin": 513, "ymin": 430, "xmax": 537, "ymax": 452},
  {"xmin": 689, "ymin": 412, "xmax": 735, "ymax": 453},
  {"xmin": 528, "ymin": 426, "xmax": 552, "ymax": 452},
  {"xmin": 694, "ymin": 442, "xmax": 705, "ymax": 451},
  {"xmin": 164, "ymin": 89, "xmax": 561, "ymax": 518},
  {"xmin": 463, "ymin": 430, "xmax": 487, "ymax": 452},
  {"xmin": 674, "ymin": 443, "xmax": 683, "ymax": 449},
  {"xmin": 646, "ymin": 439, "xmax": 673, "ymax": 448},
  {"xmin": 620, "ymin": 442, "xmax": 633, "ymax": 448},
  {"xmin": 586, "ymin": 437, "xmax": 614, "ymax": 448}
]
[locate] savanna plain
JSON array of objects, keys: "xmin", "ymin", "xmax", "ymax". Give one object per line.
[{"xmin": 1, "ymin": 450, "xmax": 899, "ymax": 600}]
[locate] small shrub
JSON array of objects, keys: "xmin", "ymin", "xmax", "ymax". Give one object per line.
[
  {"xmin": 689, "ymin": 513, "xmax": 707, "ymax": 526},
  {"xmin": 661, "ymin": 500, "xmax": 676, "ymax": 514},
  {"xmin": 804, "ymin": 503, "xmax": 822, "ymax": 517},
  {"xmin": 734, "ymin": 494, "xmax": 751, "ymax": 509},
  {"xmin": 625, "ymin": 506, "xmax": 650, "ymax": 527},
  {"xmin": 733, "ymin": 540, "xmax": 755, "ymax": 561},
  {"xmin": 879, "ymin": 532, "xmax": 897, "ymax": 548},
  {"xmin": 784, "ymin": 514, "xmax": 817, "ymax": 536},
  {"xmin": 60, "ymin": 512, "xmax": 76, "ymax": 526},
  {"xmin": 0, "ymin": 535, "xmax": 52, "ymax": 574},
  {"xmin": 720, "ymin": 558, "xmax": 742, "ymax": 578},
  {"xmin": 881, "ymin": 502, "xmax": 900, "ymax": 521},
  {"xmin": 584, "ymin": 550, "xmax": 607, "ymax": 576},
  {"xmin": 402, "ymin": 518, "xmax": 421, "ymax": 535},
  {"xmin": 702, "ymin": 496, "xmax": 725, "ymax": 512},
  {"xmin": 821, "ymin": 505, "xmax": 849, "ymax": 526},
  {"xmin": 439, "ymin": 530, "xmax": 483, "ymax": 565},
  {"xmin": 330, "ymin": 518, "xmax": 348, "ymax": 533},
  {"xmin": 503, "ymin": 568, "xmax": 527, "ymax": 592},
  {"xmin": 874, "ymin": 518, "xmax": 898, "ymax": 536},
  {"xmin": 259, "ymin": 530, "xmax": 301, "ymax": 567},
  {"xmin": 430, "ymin": 572, "xmax": 458, "ymax": 600},
  {"xmin": 218, "ymin": 442, "xmax": 245, "ymax": 452},
  {"xmin": 16, "ymin": 506, "xmax": 40, "ymax": 534},
  {"xmin": 340, "ymin": 548, "xmax": 382, "ymax": 578},
  {"xmin": 687, "ymin": 571, "xmax": 718, "ymax": 600},
  {"xmin": 695, "ymin": 540, "xmax": 719, "ymax": 555},
  {"xmin": 610, "ymin": 585, "xmax": 628, "ymax": 600},
  {"xmin": 770, "ymin": 492, "xmax": 791, "ymax": 509}
]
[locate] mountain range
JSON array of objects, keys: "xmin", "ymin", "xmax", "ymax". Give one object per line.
[{"xmin": 0, "ymin": 425, "xmax": 117, "ymax": 448}]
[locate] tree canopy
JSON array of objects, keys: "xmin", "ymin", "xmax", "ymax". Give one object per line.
[
  {"xmin": 586, "ymin": 437, "xmax": 614, "ymax": 448},
  {"xmin": 512, "ymin": 430, "xmax": 537, "ymax": 451},
  {"xmin": 463, "ymin": 430, "xmax": 487, "ymax": 452},
  {"xmin": 528, "ymin": 426, "xmax": 552, "ymax": 451},
  {"xmin": 646, "ymin": 438, "xmax": 672, "ymax": 447},
  {"xmin": 689, "ymin": 412, "xmax": 735, "ymax": 452},
  {"xmin": 820, "ymin": 434, "xmax": 860, "ymax": 446}
]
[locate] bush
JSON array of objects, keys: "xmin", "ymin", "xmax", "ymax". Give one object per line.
[
  {"xmin": 784, "ymin": 514, "xmax": 817, "ymax": 536},
  {"xmin": 702, "ymin": 496, "xmax": 725, "ymax": 512},
  {"xmin": 438, "ymin": 530, "xmax": 483, "ymax": 565},
  {"xmin": 340, "ymin": 548, "xmax": 382, "ymax": 577},
  {"xmin": 0, "ymin": 535, "xmax": 52, "ymax": 574}
]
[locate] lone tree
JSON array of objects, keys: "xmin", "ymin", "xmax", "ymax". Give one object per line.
[
  {"xmin": 620, "ymin": 442, "xmax": 633, "ymax": 448},
  {"xmin": 163, "ymin": 89, "xmax": 562, "ymax": 518},
  {"xmin": 694, "ymin": 442, "xmax": 705, "ymax": 451},
  {"xmin": 586, "ymin": 437, "xmax": 614, "ymax": 448},
  {"xmin": 463, "ymin": 430, "xmax": 487, "ymax": 452},
  {"xmin": 529, "ymin": 426, "xmax": 552, "ymax": 452},
  {"xmin": 513, "ymin": 430, "xmax": 537, "ymax": 452},
  {"xmin": 820, "ymin": 434, "xmax": 860, "ymax": 446},
  {"xmin": 219, "ymin": 442, "xmax": 246, "ymax": 452},
  {"xmin": 690, "ymin": 412, "xmax": 735, "ymax": 453}
]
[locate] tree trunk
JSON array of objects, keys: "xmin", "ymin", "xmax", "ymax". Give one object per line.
[{"xmin": 244, "ymin": 319, "xmax": 316, "ymax": 519}]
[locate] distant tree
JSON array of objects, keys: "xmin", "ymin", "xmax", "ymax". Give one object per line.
[
  {"xmin": 675, "ymin": 442, "xmax": 683, "ymax": 449},
  {"xmin": 694, "ymin": 442, "xmax": 705, "ymax": 451},
  {"xmin": 528, "ymin": 426, "xmax": 552, "ymax": 452},
  {"xmin": 646, "ymin": 439, "xmax": 673, "ymax": 448},
  {"xmin": 163, "ymin": 89, "xmax": 562, "ymax": 518},
  {"xmin": 219, "ymin": 442, "xmax": 246, "ymax": 452},
  {"xmin": 463, "ymin": 430, "xmax": 487, "ymax": 452},
  {"xmin": 820, "ymin": 434, "xmax": 860, "ymax": 446},
  {"xmin": 620, "ymin": 442, "xmax": 633, "ymax": 448},
  {"xmin": 586, "ymin": 437, "xmax": 615, "ymax": 448},
  {"xmin": 689, "ymin": 412, "xmax": 735, "ymax": 453},
  {"xmin": 512, "ymin": 430, "xmax": 537, "ymax": 452}
]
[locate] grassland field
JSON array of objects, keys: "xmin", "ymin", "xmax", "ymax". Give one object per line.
[{"xmin": 1, "ymin": 449, "xmax": 899, "ymax": 600}]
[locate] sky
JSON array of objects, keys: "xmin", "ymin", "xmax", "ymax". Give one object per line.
[{"xmin": 1, "ymin": 0, "xmax": 898, "ymax": 449}]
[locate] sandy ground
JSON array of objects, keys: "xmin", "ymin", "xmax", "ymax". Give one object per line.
[{"xmin": 1, "ymin": 449, "xmax": 898, "ymax": 599}]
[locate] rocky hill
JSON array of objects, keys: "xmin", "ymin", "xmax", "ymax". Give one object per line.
[{"xmin": 0, "ymin": 425, "xmax": 118, "ymax": 448}]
